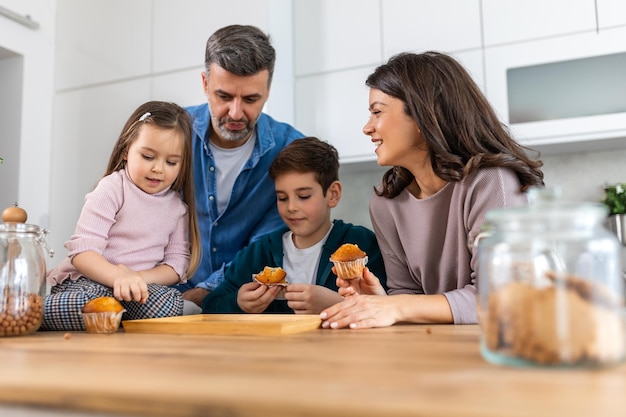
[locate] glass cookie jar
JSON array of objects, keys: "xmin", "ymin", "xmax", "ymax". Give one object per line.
[
  {"xmin": 0, "ymin": 223, "xmax": 54, "ymax": 337},
  {"xmin": 476, "ymin": 190, "xmax": 625, "ymax": 367}
]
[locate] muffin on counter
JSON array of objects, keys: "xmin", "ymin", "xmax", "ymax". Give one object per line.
[{"xmin": 81, "ymin": 297, "xmax": 126, "ymax": 334}]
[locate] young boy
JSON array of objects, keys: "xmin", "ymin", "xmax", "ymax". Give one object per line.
[{"xmin": 202, "ymin": 137, "xmax": 386, "ymax": 314}]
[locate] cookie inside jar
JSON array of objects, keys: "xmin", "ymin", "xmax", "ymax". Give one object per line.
[
  {"xmin": 476, "ymin": 189, "xmax": 626, "ymax": 368},
  {"xmin": 480, "ymin": 268, "xmax": 625, "ymax": 367}
]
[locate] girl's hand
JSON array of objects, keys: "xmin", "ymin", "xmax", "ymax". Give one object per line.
[
  {"xmin": 237, "ymin": 281, "xmax": 282, "ymax": 313},
  {"xmin": 113, "ymin": 264, "xmax": 149, "ymax": 303},
  {"xmin": 336, "ymin": 267, "xmax": 386, "ymax": 297},
  {"xmin": 284, "ymin": 284, "xmax": 343, "ymax": 314}
]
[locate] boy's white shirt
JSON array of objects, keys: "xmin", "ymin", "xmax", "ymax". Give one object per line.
[{"xmin": 281, "ymin": 224, "xmax": 334, "ymax": 285}]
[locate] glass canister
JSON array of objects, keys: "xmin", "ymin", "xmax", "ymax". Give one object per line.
[
  {"xmin": 476, "ymin": 190, "xmax": 625, "ymax": 367},
  {"xmin": 0, "ymin": 222, "xmax": 54, "ymax": 336}
]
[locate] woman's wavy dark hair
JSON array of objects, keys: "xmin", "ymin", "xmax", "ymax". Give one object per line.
[{"xmin": 367, "ymin": 51, "xmax": 544, "ymax": 198}]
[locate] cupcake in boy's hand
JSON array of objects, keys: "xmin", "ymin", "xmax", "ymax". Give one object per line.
[
  {"xmin": 81, "ymin": 296, "xmax": 126, "ymax": 334},
  {"xmin": 253, "ymin": 266, "xmax": 288, "ymax": 285},
  {"xmin": 330, "ymin": 244, "xmax": 368, "ymax": 280}
]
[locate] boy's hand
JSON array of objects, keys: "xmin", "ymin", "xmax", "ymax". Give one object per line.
[
  {"xmin": 336, "ymin": 267, "xmax": 386, "ymax": 297},
  {"xmin": 284, "ymin": 284, "xmax": 343, "ymax": 314},
  {"xmin": 237, "ymin": 281, "xmax": 282, "ymax": 313}
]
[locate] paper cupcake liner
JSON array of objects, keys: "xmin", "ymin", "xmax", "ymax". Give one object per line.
[
  {"xmin": 331, "ymin": 256, "xmax": 368, "ymax": 279},
  {"xmin": 81, "ymin": 310, "xmax": 125, "ymax": 334}
]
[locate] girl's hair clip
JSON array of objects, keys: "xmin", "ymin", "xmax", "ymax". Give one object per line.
[{"xmin": 139, "ymin": 112, "xmax": 151, "ymax": 122}]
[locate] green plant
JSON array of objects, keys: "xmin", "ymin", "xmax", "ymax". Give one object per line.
[{"xmin": 602, "ymin": 183, "xmax": 626, "ymax": 215}]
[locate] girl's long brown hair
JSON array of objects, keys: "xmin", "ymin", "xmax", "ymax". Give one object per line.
[
  {"xmin": 366, "ymin": 52, "xmax": 544, "ymax": 198},
  {"xmin": 105, "ymin": 101, "xmax": 201, "ymax": 278}
]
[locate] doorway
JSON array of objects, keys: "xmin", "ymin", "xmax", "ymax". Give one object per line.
[{"xmin": 0, "ymin": 45, "xmax": 23, "ymax": 210}]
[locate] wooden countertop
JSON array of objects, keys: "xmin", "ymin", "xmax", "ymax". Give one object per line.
[{"xmin": 0, "ymin": 323, "xmax": 624, "ymax": 417}]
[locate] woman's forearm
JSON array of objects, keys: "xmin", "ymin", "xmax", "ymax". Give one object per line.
[{"xmin": 394, "ymin": 293, "xmax": 454, "ymax": 324}]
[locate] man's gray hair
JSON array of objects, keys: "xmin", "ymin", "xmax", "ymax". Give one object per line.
[{"xmin": 205, "ymin": 24, "xmax": 275, "ymax": 85}]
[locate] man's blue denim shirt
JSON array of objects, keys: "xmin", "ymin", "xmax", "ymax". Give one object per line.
[{"xmin": 175, "ymin": 103, "xmax": 304, "ymax": 292}]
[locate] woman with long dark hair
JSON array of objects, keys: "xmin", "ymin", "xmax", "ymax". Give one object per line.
[{"xmin": 321, "ymin": 52, "xmax": 544, "ymax": 328}]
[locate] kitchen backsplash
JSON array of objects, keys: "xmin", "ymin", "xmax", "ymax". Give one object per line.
[{"xmin": 334, "ymin": 147, "xmax": 626, "ymax": 231}]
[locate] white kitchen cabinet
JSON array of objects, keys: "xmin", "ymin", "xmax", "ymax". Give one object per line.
[
  {"xmin": 294, "ymin": 50, "xmax": 484, "ymax": 163},
  {"xmin": 482, "ymin": 0, "xmax": 596, "ymax": 46},
  {"xmin": 484, "ymin": 27, "xmax": 626, "ymax": 150},
  {"xmin": 151, "ymin": 69, "xmax": 206, "ymax": 108},
  {"xmin": 295, "ymin": 67, "xmax": 375, "ymax": 162},
  {"xmin": 55, "ymin": 0, "xmax": 152, "ymax": 90},
  {"xmin": 152, "ymin": 0, "xmax": 270, "ymax": 74},
  {"xmin": 56, "ymin": 0, "xmax": 272, "ymax": 89},
  {"xmin": 452, "ymin": 50, "xmax": 485, "ymax": 93},
  {"xmin": 48, "ymin": 80, "xmax": 151, "ymax": 255},
  {"xmin": 293, "ymin": 0, "xmax": 380, "ymax": 76},
  {"xmin": 382, "ymin": 0, "xmax": 481, "ymax": 57},
  {"xmin": 597, "ymin": 0, "xmax": 626, "ymax": 28}
]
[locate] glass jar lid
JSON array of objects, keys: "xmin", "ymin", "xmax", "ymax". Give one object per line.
[
  {"xmin": 485, "ymin": 187, "xmax": 608, "ymax": 232},
  {"xmin": 0, "ymin": 223, "xmax": 41, "ymax": 234}
]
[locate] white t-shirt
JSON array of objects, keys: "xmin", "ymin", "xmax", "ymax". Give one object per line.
[
  {"xmin": 208, "ymin": 132, "xmax": 256, "ymax": 215},
  {"xmin": 281, "ymin": 225, "xmax": 333, "ymax": 285}
]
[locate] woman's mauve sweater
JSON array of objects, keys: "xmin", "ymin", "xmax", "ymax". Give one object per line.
[{"xmin": 369, "ymin": 167, "xmax": 528, "ymax": 324}]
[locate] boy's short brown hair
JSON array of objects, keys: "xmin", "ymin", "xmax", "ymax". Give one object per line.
[{"xmin": 269, "ymin": 137, "xmax": 339, "ymax": 194}]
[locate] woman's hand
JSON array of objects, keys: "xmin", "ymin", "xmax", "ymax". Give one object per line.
[
  {"xmin": 237, "ymin": 281, "xmax": 282, "ymax": 313},
  {"xmin": 336, "ymin": 267, "xmax": 387, "ymax": 297},
  {"xmin": 320, "ymin": 293, "xmax": 397, "ymax": 329},
  {"xmin": 321, "ymin": 293, "xmax": 454, "ymax": 328},
  {"xmin": 284, "ymin": 284, "xmax": 343, "ymax": 314}
]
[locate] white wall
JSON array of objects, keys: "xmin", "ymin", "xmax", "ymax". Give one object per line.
[
  {"xmin": 3, "ymin": 0, "xmax": 625, "ymax": 264},
  {"xmin": 290, "ymin": 0, "xmax": 626, "ymax": 229},
  {"xmin": 47, "ymin": 0, "xmax": 295, "ymax": 260}
]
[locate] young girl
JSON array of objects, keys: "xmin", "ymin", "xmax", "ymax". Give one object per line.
[{"xmin": 42, "ymin": 101, "xmax": 201, "ymax": 331}]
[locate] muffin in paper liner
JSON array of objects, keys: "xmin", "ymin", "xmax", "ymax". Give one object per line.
[
  {"xmin": 81, "ymin": 310, "xmax": 126, "ymax": 334},
  {"xmin": 252, "ymin": 274, "xmax": 288, "ymax": 300},
  {"xmin": 331, "ymin": 256, "xmax": 368, "ymax": 280}
]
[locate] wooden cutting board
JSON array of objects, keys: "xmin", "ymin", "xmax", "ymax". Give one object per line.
[{"xmin": 122, "ymin": 314, "xmax": 321, "ymax": 336}]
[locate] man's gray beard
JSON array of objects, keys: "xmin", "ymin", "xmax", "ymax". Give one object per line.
[{"xmin": 211, "ymin": 114, "xmax": 255, "ymax": 142}]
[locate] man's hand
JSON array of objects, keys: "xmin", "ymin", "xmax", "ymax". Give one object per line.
[{"xmin": 182, "ymin": 287, "xmax": 210, "ymax": 307}]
